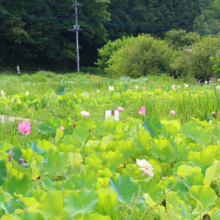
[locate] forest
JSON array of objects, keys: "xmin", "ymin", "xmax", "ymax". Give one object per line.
[{"xmin": 0, "ymin": 0, "xmax": 220, "ymax": 72}]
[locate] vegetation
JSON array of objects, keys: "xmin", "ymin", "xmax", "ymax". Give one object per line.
[
  {"xmin": 0, "ymin": 0, "xmax": 219, "ymax": 71},
  {"xmin": 0, "ymin": 72, "xmax": 219, "ymax": 219}
]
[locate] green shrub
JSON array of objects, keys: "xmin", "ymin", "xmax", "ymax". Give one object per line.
[
  {"xmin": 96, "ymin": 36, "xmax": 137, "ymax": 69},
  {"xmin": 165, "ymin": 29, "xmax": 200, "ymax": 50},
  {"xmin": 171, "ymin": 35, "xmax": 220, "ymax": 81},
  {"xmin": 105, "ymin": 34, "xmax": 173, "ymax": 78}
]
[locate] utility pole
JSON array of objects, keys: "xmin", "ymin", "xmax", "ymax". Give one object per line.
[{"xmin": 69, "ymin": 0, "xmax": 82, "ymax": 73}]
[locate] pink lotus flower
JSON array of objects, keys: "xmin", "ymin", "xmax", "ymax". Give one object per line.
[
  {"xmin": 81, "ymin": 110, "xmax": 90, "ymax": 118},
  {"xmin": 117, "ymin": 107, "xmax": 124, "ymax": 112},
  {"xmin": 19, "ymin": 158, "xmax": 24, "ymax": 164},
  {"xmin": 8, "ymin": 151, "xmax": 15, "ymax": 162},
  {"xmin": 8, "ymin": 151, "xmax": 15, "ymax": 157},
  {"xmin": 18, "ymin": 121, "xmax": 31, "ymax": 135},
  {"xmin": 136, "ymin": 159, "xmax": 154, "ymax": 177},
  {"xmin": 170, "ymin": 110, "xmax": 175, "ymax": 115},
  {"xmin": 60, "ymin": 126, "xmax": 65, "ymax": 130},
  {"xmin": 138, "ymin": 106, "xmax": 146, "ymax": 116}
]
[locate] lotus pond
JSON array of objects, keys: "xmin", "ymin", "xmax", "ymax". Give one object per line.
[{"xmin": 0, "ymin": 72, "xmax": 220, "ymax": 220}]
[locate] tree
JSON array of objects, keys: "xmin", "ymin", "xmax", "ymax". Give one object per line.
[
  {"xmin": 165, "ymin": 29, "xmax": 200, "ymax": 50},
  {"xmin": 193, "ymin": 9, "xmax": 220, "ymax": 35}
]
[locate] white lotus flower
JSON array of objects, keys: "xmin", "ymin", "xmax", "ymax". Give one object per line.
[
  {"xmin": 209, "ymin": 120, "xmax": 212, "ymax": 124},
  {"xmin": 217, "ymin": 86, "xmax": 220, "ymax": 90},
  {"xmin": 26, "ymin": 91, "xmax": 29, "ymax": 95},
  {"xmin": 136, "ymin": 159, "xmax": 154, "ymax": 177},
  {"xmin": 184, "ymin": 84, "xmax": 188, "ymax": 87},
  {"xmin": 1, "ymin": 91, "xmax": 6, "ymax": 96},
  {"xmin": 177, "ymin": 86, "xmax": 181, "ymax": 89},
  {"xmin": 109, "ymin": 86, "xmax": 114, "ymax": 91},
  {"xmin": 80, "ymin": 110, "xmax": 90, "ymax": 118},
  {"xmin": 135, "ymin": 85, "xmax": 139, "ymax": 89},
  {"xmin": 171, "ymin": 85, "xmax": 176, "ymax": 90},
  {"xmin": 97, "ymin": 90, "xmax": 100, "ymax": 93},
  {"xmin": 205, "ymin": 81, "xmax": 208, "ymax": 85}
]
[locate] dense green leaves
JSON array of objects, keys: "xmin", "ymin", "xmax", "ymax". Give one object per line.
[
  {"xmin": 63, "ymin": 190, "xmax": 99, "ymax": 217},
  {"xmin": 109, "ymin": 175, "xmax": 145, "ymax": 209}
]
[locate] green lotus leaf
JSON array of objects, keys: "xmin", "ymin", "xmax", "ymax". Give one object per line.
[
  {"xmin": 61, "ymin": 171, "xmax": 97, "ymax": 190},
  {"xmin": 104, "ymin": 151, "xmax": 124, "ymax": 171},
  {"xmin": 0, "ymin": 216, "xmax": 20, "ymax": 220},
  {"xmin": 37, "ymin": 190, "xmax": 69, "ymax": 219},
  {"xmin": 68, "ymin": 153, "xmax": 83, "ymax": 165},
  {"xmin": 179, "ymin": 205, "xmax": 194, "ymax": 220},
  {"xmin": 1, "ymin": 198, "xmax": 23, "ymax": 214},
  {"xmin": 3, "ymin": 175, "xmax": 29, "ymax": 195},
  {"xmin": 62, "ymin": 134, "xmax": 81, "ymax": 148},
  {"xmin": 41, "ymin": 177, "xmax": 61, "ymax": 190},
  {"xmin": 101, "ymin": 135, "xmax": 114, "ymax": 149},
  {"xmin": 95, "ymin": 193, "xmax": 118, "ymax": 219},
  {"xmin": 183, "ymin": 172, "xmax": 204, "ymax": 188},
  {"xmin": 63, "ymin": 189, "xmax": 99, "ymax": 217},
  {"xmin": 13, "ymin": 211, "xmax": 44, "ymax": 220},
  {"xmin": 133, "ymin": 130, "xmax": 152, "ymax": 151},
  {"xmin": 37, "ymin": 124, "xmax": 51, "ymax": 134},
  {"xmin": 97, "ymin": 168, "xmax": 113, "ymax": 178},
  {"xmin": 140, "ymin": 179, "xmax": 164, "ymax": 202},
  {"xmin": 74, "ymin": 127, "xmax": 89, "ymax": 140},
  {"xmin": 160, "ymin": 145, "xmax": 175, "ymax": 163},
  {"xmin": 189, "ymin": 185, "xmax": 217, "ymax": 210},
  {"xmin": 56, "ymin": 85, "xmax": 66, "ymax": 95},
  {"xmin": 109, "ymin": 175, "xmax": 145, "ymax": 209},
  {"xmin": 194, "ymin": 127, "xmax": 210, "ymax": 146},
  {"xmin": 26, "ymin": 189, "xmax": 47, "ymax": 203},
  {"xmin": 55, "ymin": 128, "xmax": 64, "ymax": 143},
  {"xmin": 189, "ymin": 150, "xmax": 215, "ymax": 166},
  {"xmin": 166, "ymin": 192, "xmax": 186, "ymax": 220},
  {"xmin": 177, "ymin": 165, "xmax": 202, "ymax": 178},
  {"xmin": 204, "ymin": 161, "xmax": 220, "ymax": 185},
  {"xmin": 173, "ymin": 140, "xmax": 188, "ymax": 160},
  {"xmin": 11, "ymin": 160, "xmax": 32, "ymax": 178},
  {"xmin": 117, "ymin": 140, "xmax": 136, "ymax": 159},
  {"xmin": 15, "ymin": 194, "xmax": 38, "ymax": 207},
  {"xmin": 79, "ymin": 213, "xmax": 111, "ymax": 220},
  {"xmin": 143, "ymin": 116, "xmax": 162, "ymax": 137},
  {"xmin": 85, "ymin": 157, "xmax": 103, "ymax": 172},
  {"xmin": 151, "ymin": 139, "xmax": 172, "ymax": 161},
  {"xmin": 0, "ymin": 160, "xmax": 7, "ymax": 186},
  {"xmin": 41, "ymin": 149, "xmax": 69, "ymax": 177},
  {"xmin": 173, "ymin": 161, "xmax": 187, "ymax": 176},
  {"xmin": 119, "ymin": 164, "xmax": 143, "ymax": 180},
  {"xmin": 11, "ymin": 147, "xmax": 23, "ymax": 164},
  {"xmin": 27, "ymin": 141, "xmax": 46, "ymax": 156},
  {"xmin": 180, "ymin": 121, "xmax": 197, "ymax": 140}
]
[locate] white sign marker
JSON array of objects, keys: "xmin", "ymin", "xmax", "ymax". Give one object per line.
[
  {"xmin": 105, "ymin": 110, "xmax": 119, "ymax": 121},
  {"xmin": 17, "ymin": 65, "xmax": 20, "ymax": 74}
]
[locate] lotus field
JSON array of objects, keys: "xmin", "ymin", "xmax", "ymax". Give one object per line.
[{"xmin": 1, "ymin": 72, "xmax": 220, "ymax": 220}]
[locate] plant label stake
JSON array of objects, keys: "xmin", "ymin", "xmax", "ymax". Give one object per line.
[
  {"xmin": 17, "ymin": 65, "xmax": 20, "ymax": 74},
  {"xmin": 105, "ymin": 110, "xmax": 119, "ymax": 121}
]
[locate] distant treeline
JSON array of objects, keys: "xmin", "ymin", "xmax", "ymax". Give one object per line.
[{"xmin": 0, "ymin": 0, "xmax": 219, "ymax": 71}]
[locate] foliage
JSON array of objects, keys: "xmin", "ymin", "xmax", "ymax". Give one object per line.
[
  {"xmin": 96, "ymin": 36, "xmax": 137, "ymax": 69},
  {"xmin": 165, "ymin": 29, "xmax": 200, "ymax": 50},
  {"xmin": 193, "ymin": 9, "xmax": 220, "ymax": 35},
  {"xmin": 0, "ymin": 72, "xmax": 220, "ymax": 219},
  {"xmin": 105, "ymin": 34, "xmax": 173, "ymax": 77},
  {"xmin": 171, "ymin": 35, "xmax": 220, "ymax": 80}
]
